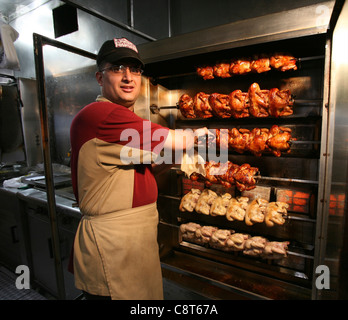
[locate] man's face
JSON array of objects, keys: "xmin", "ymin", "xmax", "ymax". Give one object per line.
[{"xmin": 96, "ymin": 60, "xmax": 142, "ymax": 109}]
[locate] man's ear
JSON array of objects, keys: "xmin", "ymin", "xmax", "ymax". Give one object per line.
[{"xmin": 96, "ymin": 71, "xmax": 103, "ymax": 86}]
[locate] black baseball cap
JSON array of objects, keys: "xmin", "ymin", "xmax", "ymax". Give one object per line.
[{"xmin": 96, "ymin": 38, "xmax": 144, "ymax": 69}]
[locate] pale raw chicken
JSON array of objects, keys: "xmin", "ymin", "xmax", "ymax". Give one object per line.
[
  {"xmin": 210, "ymin": 193, "xmax": 232, "ymax": 216},
  {"xmin": 243, "ymin": 236, "xmax": 268, "ymax": 257},
  {"xmin": 195, "ymin": 189, "xmax": 218, "ymax": 215},
  {"xmin": 179, "ymin": 188, "xmax": 202, "ymax": 212},
  {"xmin": 225, "ymin": 233, "xmax": 250, "ymax": 251},
  {"xmin": 209, "ymin": 229, "xmax": 232, "ymax": 250},
  {"xmin": 265, "ymin": 201, "xmax": 289, "ymax": 227},
  {"xmin": 261, "ymin": 241, "xmax": 290, "ymax": 259},
  {"xmin": 194, "ymin": 226, "xmax": 218, "ymax": 245},
  {"xmin": 180, "ymin": 222, "xmax": 202, "ymax": 242},
  {"xmin": 245, "ymin": 198, "xmax": 269, "ymax": 226},
  {"xmin": 226, "ymin": 197, "xmax": 249, "ymax": 221}
]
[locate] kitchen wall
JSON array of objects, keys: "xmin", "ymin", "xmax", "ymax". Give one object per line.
[
  {"xmin": 5, "ymin": 0, "xmax": 330, "ymax": 79},
  {"xmin": 0, "ymin": 0, "xmax": 331, "ymax": 166}
]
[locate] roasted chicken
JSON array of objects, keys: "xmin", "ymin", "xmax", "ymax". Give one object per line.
[
  {"xmin": 230, "ymin": 58, "xmax": 252, "ymax": 75},
  {"xmin": 269, "ymin": 87, "xmax": 294, "ymax": 117},
  {"xmin": 267, "ymin": 125, "xmax": 293, "ymax": 157},
  {"xmin": 200, "ymin": 161, "xmax": 258, "ymax": 191},
  {"xmin": 213, "ymin": 125, "xmax": 294, "ymax": 157},
  {"xmin": 248, "ymin": 82, "xmax": 270, "ymax": 117},
  {"xmin": 247, "ymin": 128, "xmax": 270, "ymax": 157},
  {"xmin": 209, "ymin": 93, "xmax": 231, "ymax": 118},
  {"xmin": 229, "ymin": 90, "xmax": 250, "ymax": 118},
  {"xmin": 250, "ymin": 56, "xmax": 271, "ymax": 73},
  {"xmin": 193, "ymin": 92, "xmax": 213, "ymax": 118},
  {"xmin": 179, "ymin": 188, "xmax": 202, "ymax": 212},
  {"xmin": 196, "ymin": 66, "xmax": 214, "ymax": 80},
  {"xmin": 228, "ymin": 128, "xmax": 251, "ymax": 154},
  {"xmin": 213, "ymin": 62, "xmax": 232, "ymax": 78},
  {"xmin": 178, "ymin": 94, "xmax": 196, "ymax": 119},
  {"xmin": 179, "ymin": 83, "xmax": 293, "ymax": 119},
  {"xmin": 270, "ymin": 54, "xmax": 297, "ymax": 72},
  {"xmin": 196, "ymin": 53, "xmax": 297, "ymax": 79}
]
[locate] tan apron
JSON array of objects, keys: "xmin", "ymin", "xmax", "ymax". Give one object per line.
[{"xmin": 73, "ymin": 202, "xmax": 163, "ymax": 300}]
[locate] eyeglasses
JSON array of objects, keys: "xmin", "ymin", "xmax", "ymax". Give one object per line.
[{"xmin": 100, "ymin": 65, "xmax": 143, "ymax": 76}]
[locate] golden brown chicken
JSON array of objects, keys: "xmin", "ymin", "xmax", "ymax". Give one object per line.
[
  {"xmin": 215, "ymin": 129, "xmax": 229, "ymax": 150},
  {"xmin": 201, "ymin": 161, "xmax": 258, "ymax": 191},
  {"xmin": 247, "ymin": 128, "xmax": 270, "ymax": 157},
  {"xmin": 210, "ymin": 193, "xmax": 232, "ymax": 216},
  {"xmin": 270, "ymin": 54, "xmax": 297, "ymax": 72},
  {"xmin": 195, "ymin": 189, "xmax": 218, "ymax": 215},
  {"xmin": 265, "ymin": 201, "xmax": 289, "ymax": 227},
  {"xmin": 230, "ymin": 59, "xmax": 251, "ymax": 75},
  {"xmin": 248, "ymin": 82, "xmax": 270, "ymax": 117},
  {"xmin": 178, "ymin": 94, "xmax": 196, "ymax": 119},
  {"xmin": 251, "ymin": 56, "xmax": 271, "ymax": 73},
  {"xmin": 233, "ymin": 163, "xmax": 259, "ymax": 192},
  {"xmin": 269, "ymin": 88, "xmax": 294, "ymax": 117},
  {"xmin": 209, "ymin": 93, "xmax": 231, "ymax": 118},
  {"xmin": 266, "ymin": 125, "xmax": 293, "ymax": 157},
  {"xmin": 245, "ymin": 198, "xmax": 269, "ymax": 226},
  {"xmin": 193, "ymin": 92, "xmax": 213, "ymax": 118},
  {"xmin": 196, "ymin": 66, "xmax": 214, "ymax": 80},
  {"xmin": 261, "ymin": 241, "xmax": 290, "ymax": 259},
  {"xmin": 179, "ymin": 188, "xmax": 202, "ymax": 212},
  {"xmin": 226, "ymin": 197, "xmax": 249, "ymax": 221},
  {"xmin": 229, "ymin": 90, "xmax": 250, "ymax": 118},
  {"xmin": 213, "ymin": 62, "xmax": 232, "ymax": 78},
  {"xmin": 228, "ymin": 128, "xmax": 251, "ymax": 154}
]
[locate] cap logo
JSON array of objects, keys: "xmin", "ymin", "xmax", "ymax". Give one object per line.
[{"xmin": 113, "ymin": 38, "xmax": 138, "ymax": 53}]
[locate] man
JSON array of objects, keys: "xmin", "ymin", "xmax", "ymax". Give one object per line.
[{"xmin": 70, "ymin": 38, "xmax": 206, "ymax": 300}]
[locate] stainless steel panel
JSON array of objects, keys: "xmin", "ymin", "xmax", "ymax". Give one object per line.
[
  {"xmin": 18, "ymin": 78, "xmax": 42, "ymax": 167},
  {"xmin": 138, "ymin": 1, "xmax": 335, "ymax": 64}
]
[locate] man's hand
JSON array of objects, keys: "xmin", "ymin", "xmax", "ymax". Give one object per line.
[{"xmin": 194, "ymin": 127, "xmax": 215, "ymax": 146}]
